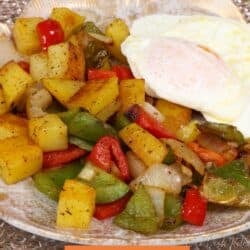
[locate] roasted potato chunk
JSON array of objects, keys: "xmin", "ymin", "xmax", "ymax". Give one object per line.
[
  {"xmin": 119, "ymin": 123, "xmax": 167, "ymax": 167},
  {"xmin": 0, "ymin": 88, "xmax": 7, "ymax": 115},
  {"xmin": 0, "ymin": 136, "xmax": 42, "ymax": 184},
  {"xmin": 56, "ymin": 179, "xmax": 96, "ymax": 229},
  {"xmin": 30, "ymin": 52, "xmax": 48, "ymax": 81},
  {"xmin": 0, "ymin": 61, "xmax": 33, "ymax": 110},
  {"xmin": 119, "ymin": 79, "xmax": 145, "ymax": 112},
  {"xmin": 48, "ymin": 41, "xmax": 85, "ymax": 80},
  {"xmin": 13, "ymin": 17, "xmax": 43, "ymax": 55},
  {"xmin": 0, "ymin": 113, "xmax": 28, "ymax": 140},
  {"xmin": 69, "ymin": 77, "xmax": 119, "ymax": 115},
  {"xmin": 43, "ymin": 78, "xmax": 84, "ymax": 107},
  {"xmin": 50, "ymin": 8, "xmax": 85, "ymax": 39},
  {"xmin": 105, "ymin": 18, "xmax": 129, "ymax": 63},
  {"xmin": 95, "ymin": 99, "xmax": 121, "ymax": 122},
  {"xmin": 155, "ymin": 99, "xmax": 192, "ymax": 136},
  {"xmin": 28, "ymin": 114, "xmax": 68, "ymax": 152}
]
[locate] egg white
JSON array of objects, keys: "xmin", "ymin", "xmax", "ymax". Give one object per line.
[{"xmin": 122, "ymin": 14, "xmax": 250, "ymax": 138}]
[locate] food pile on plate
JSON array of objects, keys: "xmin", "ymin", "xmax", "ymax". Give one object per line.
[{"xmin": 0, "ymin": 7, "xmax": 249, "ymax": 234}]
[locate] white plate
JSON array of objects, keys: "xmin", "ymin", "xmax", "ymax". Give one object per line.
[{"xmin": 0, "ymin": 0, "xmax": 249, "ymax": 245}]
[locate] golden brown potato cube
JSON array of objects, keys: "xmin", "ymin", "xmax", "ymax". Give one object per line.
[
  {"xmin": 105, "ymin": 19, "xmax": 129, "ymax": 63},
  {"xmin": 0, "ymin": 136, "xmax": 42, "ymax": 184},
  {"xmin": 95, "ymin": 99, "xmax": 121, "ymax": 122},
  {"xmin": 0, "ymin": 61, "xmax": 33, "ymax": 110},
  {"xmin": 0, "ymin": 88, "xmax": 8, "ymax": 115},
  {"xmin": 155, "ymin": 99, "xmax": 192, "ymax": 136},
  {"xmin": 13, "ymin": 17, "xmax": 43, "ymax": 55},
  {"xmin": 56, "ymin": 179, "xmax": 95, "ymax": 229},
  {"xmin": 30, "ymin": 52, "xmax": 48, "ymax": 81},
  {"xmin": 48, "ymin": 41, "xmax": 84, "ymax": 80},
  {"xmin": 43, "ymin": 78, "xmax": 84, "ymax": 107},
  {"xmin": 50, "ymin": 8, "xmax": 85, "ymax": 39},
  {"xmin": 119, "ymin": 79, "xmax": 145, "ymax": 112},
  {"xmin": 0, "ymin": 113, "xmax": 28, "ymax": 140},
  {"xmin": 28, "ymin": 114, "xmax": 68, "ymax": 152},
  {"xmin": 119, "ymin": 123, "xmax": 167, "ymax": 167},
  {"xmin": 69, "ymin": 77, "xmax": 119, "ymax": 115}
]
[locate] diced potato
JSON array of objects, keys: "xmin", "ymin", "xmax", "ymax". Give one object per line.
[
  {"xmin": 119, "ymin": 79, "xmax": 145, "ymax": 112},
  {"xmin": 50, "ymin": 8, "xmax": 85, "ymax": 39},
  {"xmin": 13, "ymin": 18, "xmax": 43, "ymax": 55},
  {"xmin": 0, "ymin": 113, "xmax": 28, "ymax": 140},
  {"xmin": 119, "ymin": 123, "xmax": 167, "ymax": 167},
  {"xmin": 105, "ymin": 19, "xmax": 129, "ymax": 63},
  {"xmin": 43, "ymin": 78, "xmax": 84, "ymax": 107},
  {"xmin": 95, "ymin": 99, "xmax": 121, "ymax": 121},
  {"xmin": 0, "ymin": 61, "xmax": 33, "ymax": 110},
  {"xmin": 0, "ymin": 88, "xmax": 8, "ymax": 115},
  {"xmin": 28, "ymin": 114, "xmax": 68, "ymax": 152},
  {"xmin": 0, "ymin": 136, "xmax": 42, "ymax": 184},
  {"xmin": 69, "ymin": 77, "xmax": 119, "ymax": 115},
  {"xmin": 48, "ymin": 41, "xmax": 85, "ymax": 80},
  {"xmin": 30, "ymin": 52, "xmax": 48, "ymax": 81},
  {"xmin": 56, "ymin": 179, "xmax": 95, "ymax": 229},
  {"xmin": 155, "ymin": 99, "xmax": 192, "ymax": 136}
]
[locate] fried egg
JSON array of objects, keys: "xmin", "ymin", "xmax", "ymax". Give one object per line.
[{"xmin": 122, "ymin": 15, "xmax": 250, "ymax": 138}]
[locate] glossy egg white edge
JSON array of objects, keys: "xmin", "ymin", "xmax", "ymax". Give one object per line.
[{"xmin": 0, "ymin": 0, "xmax": 249, "ymax": 245}]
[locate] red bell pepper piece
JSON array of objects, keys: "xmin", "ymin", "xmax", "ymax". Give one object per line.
[
  {"xmin": 88, "ymin": 136, "xmax": 130, "ymax": 181},
  {"xmin": 182, "ymin": 188, "xmax": 207, "ymax": 226},
  {"xmin": 36, "ymin": 19, "xmax": 64, "ymax": 51},
  {"xmin": 43, "ymin": 144, "xmax": 86, "ymax": 168},
  {"xmin": 188, "ymin": 142, "xmax": 226, "ymax": 167},
  {"xmin": 94, "ymin": 193, "xmax": 131, "ymax": 220},
  {"xmin": 127, "ymin": 104, "xmax": 176, "ymax": 139},
  {"xmin": 111, "ymin": 65, "xmax": 133, "ymax": 80},
  {"xmin": 88, "ymin": 69, "xmax": 117, "ymax": 80},
  {"xmin": 18, "ymin": 61, "xmax": 30, "ymax": 73}
]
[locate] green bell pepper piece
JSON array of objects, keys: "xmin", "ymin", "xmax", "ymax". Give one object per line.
[
  {"xmin": 114, "ymin": 112, "xmax": 131, "ymax": 131},
  {"xmin": 162, "ymin": 194, "xmax": 182, "ymax": 230},
  {"xmin": 163, "ymin": 146, "xmax": 176, "ymax": 165},
  {"xmin": 33, "ymin": 161, "xmax": 83, "ymax": 201},
  {"xmin": 114, "ymin": 185, "xmax": 159, "ymax": 234},
  {"xmin": 210, "ymin": 160, "xmax": 250, "ymax": 190},
  {"xmin": 59, "ymin": 110, "xmax": 117, "ymax": 143},
  {"xmin": 79, "ymin": 162, "xmax": 129, "ymax": 204},
  {"xmin": 201, "ymin": 174, "xmax": 250, "ymax": 207},
  {"xmin": 198, "ymin": 122, "xmax": 244, "ymax": 145}
]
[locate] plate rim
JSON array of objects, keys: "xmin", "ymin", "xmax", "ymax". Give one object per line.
[{"xmin": 1, "ymin": 210, "xmax": 249, "ymax": 245}]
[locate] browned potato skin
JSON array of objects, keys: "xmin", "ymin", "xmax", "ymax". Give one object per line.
[
  {"xmin": 0, "ymin": 113, "xmax": 28, "ymax": 140},
  {"xmin": 0, "ymin": 136, "xmax": 42, "ymax": 184},
  {"xmin": 119, "ymin": 123, "xmax": 167, "ymax": 167},
  {"xmin": 155, "ymin": 99, "xmax": 192, "ymax": 136},
  {"xmin": 0, "ymin": 61, "xmax": 33, "ymax": 110},
  {"xmin": 13, "ymin": 18, "xmax": 43, "ymax": 55},
  {"xmin": 56, "ymin": 180, "xmax": 96, "ymax": 229},
  {"xmin": 48, "ymin": 39, "xmax": 85, "ymax": 81},
  {"xmin": 119, "ymin": 79, "xmax": 145, "ymax": 112},
  {"xmin": 68, "ymin": 77, "xmax": 119, "ymax": 115},
  {"xmin": 65, "ymin": 39, "xmax": 85, "ymax": 81},
  {"xmin": 50, "ymin": 8, "xmax": 85, "ymax": 39},
  {"xmin": 105, "ymin": 18, "xmax": 130, "ymax": 63}
]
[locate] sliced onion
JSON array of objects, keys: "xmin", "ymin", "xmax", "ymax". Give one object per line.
[
  {"xmin": 126, "ymin": 151, "xmax": 147, "ymax": 179},
  {"xmin": 88, "ymin": 32, "xmax": 113, "ymax": 44},
  {"xmin": 130, "ymin": 163, "xmax": 183, "ymax": 195},
  {"xmin": 145, "ymin": 185, "xmax": 165, "ymax": 224},
  {"xmin": 142, "ymin": 102, "xmax": 165, "ymax": 122},
  {"xmin": 163, "ymin": 139, "xmax": 205, "ymax": 175},
  {"xmin": 78, "ymin": 162, "xmax": 96, "ymax": 181},
  {"xmin": 26, "ymin": 85, "xmax": 52, "ymax": 119}
]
